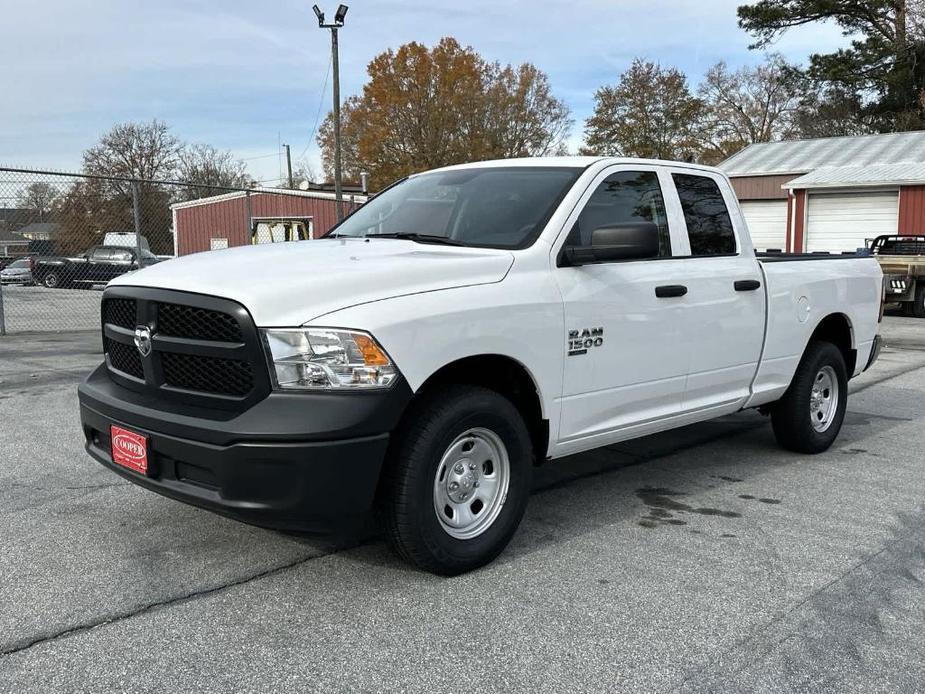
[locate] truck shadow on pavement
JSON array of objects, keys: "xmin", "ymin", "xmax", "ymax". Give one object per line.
[{"xmin": 331, "ymin": 406, "xmax": 913, "ymax": 576}]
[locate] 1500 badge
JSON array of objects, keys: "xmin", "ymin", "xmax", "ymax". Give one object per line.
[{"xmin": 568, "ymin": 327, "xmax": 603, "ymax": 356}]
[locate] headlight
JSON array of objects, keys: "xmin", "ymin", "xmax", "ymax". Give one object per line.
[{"xmin": 261, "ymin": 328, "xmax": 398, "ymax": 390}]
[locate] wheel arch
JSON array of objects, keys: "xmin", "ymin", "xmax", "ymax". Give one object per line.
[
  {"xmin": 807, "ymin": 312, "xmax": 856, "ymax": 377},
  {"xmin": 410, "ymin": 354, "xmax": 549, "ymax": 463}
]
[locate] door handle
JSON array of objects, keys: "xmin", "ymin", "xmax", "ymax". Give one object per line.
[
  {"xmin": 734, "ymin": 279, "xmax": 761, "ymax": 292},
  {"xmin": 655, "ymin": 285, "xmax": 688, "ymax": 298}
]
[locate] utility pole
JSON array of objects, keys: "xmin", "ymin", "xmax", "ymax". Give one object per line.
[
  {"xmin": 313, "ymin": 4, "xmax": 348, "ymax": 221},
  {"xmin": 282, "ymin": 143, "xmax": 294, "ymax": 189}
]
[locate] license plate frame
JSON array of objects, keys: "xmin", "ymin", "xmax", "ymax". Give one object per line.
[{"xmin": 110, "ymin": 425, "xmax": 149, "ymax": 476}]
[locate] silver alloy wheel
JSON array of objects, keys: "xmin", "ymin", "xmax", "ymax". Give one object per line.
[
  {"xmin": 44, "ymin": 273, "xmax": 58, "ymax": 288},
  {"xmin": 433, "ymin": 427, "xmax": 510, "ymax": 540},
  {"xmin": 809, "ymin": 365, "xmax": 839, "ymax": 432}
]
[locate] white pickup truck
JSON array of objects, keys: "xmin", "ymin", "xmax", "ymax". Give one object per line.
[{"xmin": 78, "ymin": 157, "xmax": 883, "ymax": 575}]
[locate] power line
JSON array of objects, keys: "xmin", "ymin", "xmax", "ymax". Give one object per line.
[
  {"xmin": 299, "ymin": 52, "xmax": 333, "ymax": 162},
  {"xmin": 240, "ymin": 152, "xmax": 283, "ymax": 162}
]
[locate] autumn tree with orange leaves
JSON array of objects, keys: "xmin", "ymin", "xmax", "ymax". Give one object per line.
[{"xmin": 318, "ymin": 38, "xmax": 572, "ymax": 191}]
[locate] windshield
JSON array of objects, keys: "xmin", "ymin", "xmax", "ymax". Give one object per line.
[
  {"xmin": 8, "ymin": 259, "xmax": 29, "ymax": 268},
  {"xmin": 325, "ymin": 166, "xmax": 582, "ymax": 249}
]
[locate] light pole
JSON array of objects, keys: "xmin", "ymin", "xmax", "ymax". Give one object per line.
[{"xmin": 313, "ymin": 4, "xmax": 348, "ymax": 221}]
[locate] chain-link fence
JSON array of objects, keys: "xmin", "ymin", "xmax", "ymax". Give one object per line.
[{"xmin": 0, "ymin": 167, "xmax": 361, "ymax": 335}]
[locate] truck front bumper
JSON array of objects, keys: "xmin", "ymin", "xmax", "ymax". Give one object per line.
[{"xmin": 78, "ymin": 364, "xmax": 413, "ymax": 532}]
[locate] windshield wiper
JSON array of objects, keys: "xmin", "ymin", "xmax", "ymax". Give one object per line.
[{"xmin": 368, "ymin": 232, "xmax": 466, "ymax": 246}]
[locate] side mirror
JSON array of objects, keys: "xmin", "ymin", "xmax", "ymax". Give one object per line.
[{"xmin": 562, "ymin": 221, "xmax": 661, "ymax": 265}]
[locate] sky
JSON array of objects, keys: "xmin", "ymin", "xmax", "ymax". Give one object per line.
[{"xmin": 0, "ymin": 0, "xmax": 851, "ymax": 186}]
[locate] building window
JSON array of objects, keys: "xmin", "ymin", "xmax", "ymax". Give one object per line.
[
  {"xmin": 251, "ymin": 217, "xmax": 314, "ymax": 245},
  {"xmin": 210, "ymin": 237, "xmax": 229, "ymax": 250}
]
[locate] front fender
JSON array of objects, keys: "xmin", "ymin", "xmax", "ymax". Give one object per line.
[{"xmin": 303, "ymin": 277, "xmax": 564, "ymax": 423}]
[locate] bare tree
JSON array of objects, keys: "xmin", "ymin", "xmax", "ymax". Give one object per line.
[
  {"xmin": 582, "ymin": 59, "xmax": 703, "ymax": 160},
  {"xmin": 83, "ymin": 119, "xmax": 181, "ymax": 181},
  {"xmin": 287, "ymin": 160, "xmax": 320, "ymax": 189},
  {"xmin": 16, "ymin": 182, "xmax": 60, "ymax": 222},
  {"xmin": 177, "ymin": 144, "xmax": 250, "ymax": 199},
  {"xmin": 480, "ymin": 62, "xmax": 573, "ymax": 159},
  {"xmin": 696, "ymin": 55, "xmax": 801, "ymax": 164},
  {"xmin": 77, "ymin": 120, "xmax": 181, "ymax": 254}
]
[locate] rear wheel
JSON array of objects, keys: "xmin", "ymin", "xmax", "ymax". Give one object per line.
[
  {"xmin": 912, "ymin": 284, "xmax": 925, "ymax": 318},
  {"xmin": 381, "ymin": 385, "xmax": 532, "ymax": 575},
  {"xmin": 42, "ymin": 271, "xmax": 61, "ymax": 289},
  {"xmin": 771, "ymin": 341, "xmax": 848, "ymax": 454}
]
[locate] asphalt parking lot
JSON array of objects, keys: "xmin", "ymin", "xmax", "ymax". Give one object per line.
[
  {"xmin": 0, "ymin": 284, "xmax": 102, "ymax": 334},
  {"xmin": 1, "ymin": 317, "xmax": 924, "ymax": 693}
]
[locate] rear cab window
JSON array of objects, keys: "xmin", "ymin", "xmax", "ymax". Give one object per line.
[{"xmin": 672, "ymin": 173, "xmax": 737, "ymax": 256}]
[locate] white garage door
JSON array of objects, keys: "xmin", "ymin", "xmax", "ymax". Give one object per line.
[
  {"xmin": 805, "ymin": 191, "xmax": 898, "ymax": 253},
  {"xmin": 740, "ymin": 200, "xmax": 788, "ymax": 252}
]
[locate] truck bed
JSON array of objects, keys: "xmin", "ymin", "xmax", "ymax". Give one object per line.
[
  {"xmin": 756, "ymin": 251, "xmax": 869, "ymax": 262},
  {"xmin": 747, "ymin": 254, "xmax": 882, "ymax": 408}
]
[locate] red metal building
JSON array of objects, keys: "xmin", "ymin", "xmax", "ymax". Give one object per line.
[
  {"xmin": 170, "ymin": 188, "xmax": 366, "ymax": 256},
  {"xmin": 719, "ymin": 132, "xmax": 925, "ymax": 253}
]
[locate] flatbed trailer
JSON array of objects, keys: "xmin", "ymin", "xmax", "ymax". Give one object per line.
[{"xmin": 870, "ymin": 235, "xmax": 925, "ymax": 317}]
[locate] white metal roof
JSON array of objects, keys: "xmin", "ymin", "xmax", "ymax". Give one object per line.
[
  {"xmin": 718, "ymin": 131, "xmax": 925, "ymax": 177},
  {"xmin": 170, "ymin": 186, "xmax": 368, "ymax": 211},
  {"xmin": 783, "ymin": 162, "xmax": 925, "ymax": 189}
]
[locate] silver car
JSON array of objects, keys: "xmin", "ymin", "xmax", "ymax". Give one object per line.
[{"xmin": 0, "ymin": 258, "xmax": 34, "ymax": 285}]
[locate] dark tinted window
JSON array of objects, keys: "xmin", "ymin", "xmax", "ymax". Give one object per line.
[
  {"xmin": 326, "ymin": 167, "xmax": 582, "ymax": 249},
  {"xmin": 566, "ymin": 171, "xmax": 671, "ymax": 256},
  {"xmin": 672, "ymin": 174, "xmax": 736, "ymax": 255}
]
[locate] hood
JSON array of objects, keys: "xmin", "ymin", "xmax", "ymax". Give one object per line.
[
  {"xmin": 1, "ymin": 267, "xmax": 29, "ymax": 275},
  {"xmin": 110, "ymin": 238, "xmax": 515, "ymax": 326}
]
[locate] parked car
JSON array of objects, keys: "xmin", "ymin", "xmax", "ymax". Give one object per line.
[
  {"xmin": 870, "ymin": 234, "xmax": 925, "ymax": 317},
  {"xmin": 0, "ymin": 257, "xmax": 34, "ymax": 285},
  {"xmin": 77, "ymin": 157, "xmax": 883, "ymax": 575},
  {"xmin": 32, "ymin": 245, "xmax": 160, "ymax": 289}
]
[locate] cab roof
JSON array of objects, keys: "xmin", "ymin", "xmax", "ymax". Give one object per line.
[{"xmin": 420, "ymin": 156, "xmax": 725, "ymax": 177}]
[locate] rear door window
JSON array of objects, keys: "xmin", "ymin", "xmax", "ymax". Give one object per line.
[{"xmin": 672, "ymin": 174, "xmax": 737, "ymax": 256}]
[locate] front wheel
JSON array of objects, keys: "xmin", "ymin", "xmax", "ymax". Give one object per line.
[
  {"xmin": 771, "ymin": 341, "xmax": 848, "ymax": 454},
  {"xmin": 381, "ymin": 385, "xmax": 533, "ymax": 575}
]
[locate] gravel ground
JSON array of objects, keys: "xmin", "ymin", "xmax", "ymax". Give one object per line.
[{"xmin": 0, "ymin": 317, "xmax": 923, "ymax": 693}]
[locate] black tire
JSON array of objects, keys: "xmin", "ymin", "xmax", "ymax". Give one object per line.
[
  {"xmin": 912, "ymin": 284, "xmax": 925, "ymax": 318},
  {"xmin": 771, "ymin": 341, "xmax": 848, "ymax": 454},
  {"xmin": 42, "ymin": 271, "xmax": 61, "ymax": 289},
  {"xmin": 381, "ymin": 385, "xmax": 533, "ymax": 575}
]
